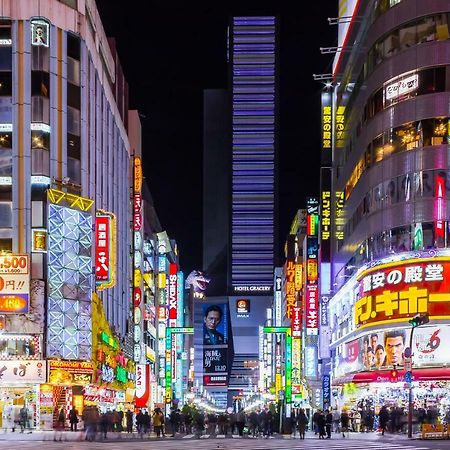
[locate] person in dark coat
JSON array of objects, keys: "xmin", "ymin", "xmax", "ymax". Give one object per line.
[
  {"xmin": 297, "ymin": 408, "xmax": 308, "ymax": 440},
  {"xmin": 325, "ymin": 409, "xmax": 333, "ymax": 438},
  {"xmin": 125, "ymin": 410, "xmax": 133, "ymax": 433},
  {"xmin": 341, "ymin": 410, "xmax": 350, "ymax": 438},
  {"xmin": 317, "ymin": 410, "xmax": 326, "ymax": 439},
  {"xmin": 379, "ymin": 405, "xmax": 390, "ymax": 435}
]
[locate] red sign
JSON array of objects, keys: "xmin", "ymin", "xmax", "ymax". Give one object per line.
[
  {"xmin": 356, "ymin": 258, "xmax": 450, "ymax": 329},
  {"xmin": 133, "ymin": 194, "xmax": 142, "ymax": 231},
  {"xmin": 95, "ymin": 215, "xmax": 110, "ymax": 282},
  {"xmin": 168, "ymin": 263, "xmax": 178, "ymax": 321},
  {"xmin": 135, "ymin": 364, "xmax": 150, "ymax": 408},
  {"xmin": 292, "ymin": 306, "xmax": 302, "ymax": 337},
  {"xmin": 305, "ymin": 284, "xmax": 318, "ymax": 334},
  {"xmin": 133, "ymin": 287, "xmax": 142, "ymax": 307},
  {"xmin": 434, "ymin": 175, "xmax": 445, "ymax": 238}
]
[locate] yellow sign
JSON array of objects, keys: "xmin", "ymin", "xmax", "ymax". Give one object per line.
[
  {"xmin": 322, "ymin": 105, "xmax": 332, "ymax": 149},
  {"xmin": 335, "ymin": 105, "xmax": 345, "ymax": 148},
  {"xmin": 285, "ymin": 260, "xmax": 296, "ymax": 318},
  {"xmin": 335, "ymin": 191, "xmax": 344, "ymax": 240},
  {"xmin": 47, "ymin": 189, "xmax": 94, "ymax": 212},
  {"xmin": 294, "ymin": 264, "xmax": 303, "ymax": 291},
  {"xmin": 134, "ymin": 157, "xmax": 143, "ymax": 193},
  {"xmin": 32, "ymin": 229, "xmax": 47, "ymax": 252}
]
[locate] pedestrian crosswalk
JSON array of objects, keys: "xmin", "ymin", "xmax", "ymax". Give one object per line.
[{"xmin": 0, "ymin": 433, "xmax": 436, "ymax": 450}]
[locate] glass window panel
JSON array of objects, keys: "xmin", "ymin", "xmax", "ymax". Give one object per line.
[
  {"xmin": 0, "ymin": 72, "xmax": 12, "ymax": 96},
  {"xmin": 31, "ymin": 96, "xmax": 50, "ymax": 123},
  {"xmin": 67, "ymin": 106, "xmax": 80, "ymax": 136},
  {"xmin": 0, "ymin": 97, "xmax": 12, "ymax": 122},
  {"xmin": 0, "ymin": 202, "xmax": 12, "ymax": 227},
  {"xmin": 0, "ymin": 47, "xmax": 12, "ymax": 71},
  {"xmin": 32, "ymin": 148, "xmax": 50, "ymax": 176},
  {"xmin": 68, "ymin": 157, "xmax": 81, "ymax": 184},
  {"xmin": 31, "ymin": 46, "xmax": 50, "ymax": 72},
  {"xmin": 0, "ymin": 149, "xmax": 12, "ymax": 176},
  {"xmin": 31, "ymin": 130, "xmax": 50, "ymax": 150},
  {"xmin": 399, "ymin": 24, "xmax": 418, "ymax": 50},
  {"xmin": 67, "ymin": 57, "xmax": 80, "ymax": 85}
]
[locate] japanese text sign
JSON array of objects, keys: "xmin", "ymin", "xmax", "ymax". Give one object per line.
[
  {"xmin": 285, "ymin": 260, "xmax": 296, "ymax": 319},
  {"xmin": 0, "ymin": 254, "xmax": 29, "ymax": 314},
  {"xmin": 306, "ymin": 284, "xmax": 318, "ymax": 335},
  {"xmin": 355, "ymin": 258, "xmax": 450, "ymax": 329},
  {"xmin": 0, "ymin": 360, "xmax": 46, "ymax": 383}
]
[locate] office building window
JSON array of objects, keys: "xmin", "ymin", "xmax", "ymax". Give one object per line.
[
  {"xmin": 31, "ymin": 96, "xmax": 50, "ymax": 123},
  {"xmin": 67, "ymin": 106, "xmax": 80, "ymax": 135},
  {"xmin": 0, "ymin": 202, "xmax": 12, "ymax": 227}
]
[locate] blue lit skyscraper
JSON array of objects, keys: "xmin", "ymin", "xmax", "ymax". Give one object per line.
[
  {"xmin": 231, "ymin": 16, "xmax": 277, "ymax": 294},
  {"xmin": 202, "ymin": 16, "xmax": 278, "ymax": 403}
]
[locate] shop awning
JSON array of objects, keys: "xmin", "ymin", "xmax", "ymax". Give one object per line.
[{"xmin": 334, "ymin": 368, "xmax": 450, "ymax": 385}]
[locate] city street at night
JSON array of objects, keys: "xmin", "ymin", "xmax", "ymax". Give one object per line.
[{"xmin": 1, "ymin": 0, "xmax": 450, "ymax": 442}]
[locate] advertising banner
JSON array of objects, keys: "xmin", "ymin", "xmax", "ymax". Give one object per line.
[
  {"xmin": 168, "ymin": 263, "xmax": 178, "ymax": 324},
  {"xmin": 48, "ymin": 360, "xmax": 93, "ymax": 385},
  {"xmin": 95, "ymin": 212, "xmax": 116, "ymax": 289},
  {"xmin": 322, "ymin": 374, "xmax": 331, "ymax": 408},
  {"xmin": 135, "ymin": 364, "xmax": 149, "ymax": 407},
  {"xmin": 0, "ymin": 254, "xmax": 29, "ymax": 314},
  {"xmin": 202, "ymin": 303, "xmax": 229, "ymax": 386},
  {"xmin": 334, "ymin": 325, "xmax": 450, "ymax": 379},
  {"xmin": 0, "ymin": 360, "xmax": 46, "ymax": 383},
  {"xmin": 355, "ymin": 258, "xmax": 450, "ymax": 330}
]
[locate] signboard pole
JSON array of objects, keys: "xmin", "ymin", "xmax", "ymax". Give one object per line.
[{"xmin": 408, "ymin": 327, "xmax": 414, "ymax": 439}]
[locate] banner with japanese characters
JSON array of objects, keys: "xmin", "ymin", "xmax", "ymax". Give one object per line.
[
  {"xmin": 0, "ymin": 360, "xmax": 46, "ymax": 383},
  {"xmin": 355, "ymin": 257, "xmax": 450, "ymax": 329},
  {"xmin": 95, "ymin": 212, "xmax": 116, "ymax": 290}
]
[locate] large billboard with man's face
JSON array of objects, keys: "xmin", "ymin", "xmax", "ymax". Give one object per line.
[
  {"xmin": 200, "ymin": 303, "xmax": 230, "ymax": 386},
  {"xmin": 334, "ymin": 325, "xmax": 450, "ymax": 378}
]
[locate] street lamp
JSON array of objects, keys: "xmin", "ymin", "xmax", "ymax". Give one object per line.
[{"xmin": 407, "ymin": 313, "xmax": 430, "ymax": 438}]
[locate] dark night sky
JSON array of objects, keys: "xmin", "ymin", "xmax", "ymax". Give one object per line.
[{"xmin": 95, "ymin": 1, "xmax": 338, "ymax": 275}]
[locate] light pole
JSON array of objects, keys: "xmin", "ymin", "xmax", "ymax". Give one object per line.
[{"xmin": 407, "ymin": 313, "xmax": 429, "ymax": 438}]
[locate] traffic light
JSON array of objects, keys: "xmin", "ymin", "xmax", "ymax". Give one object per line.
[
  {"xmin": 390, "ymin": 368, "xmax": 398, "ymax": 382},
  {"xmin": 409, "ymin": 313, "xmax": 430, "ymax": 328}
]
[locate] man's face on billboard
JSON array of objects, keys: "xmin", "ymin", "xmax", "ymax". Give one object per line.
[
  {"xmin": 204, "ymin": 310, "xmax": 221, "ymax": 331},
  {"xmin": 385, "ymin": 336, "xmax": 404, "ymax": 365}
]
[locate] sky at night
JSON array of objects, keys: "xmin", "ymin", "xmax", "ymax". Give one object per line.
[{"xmin": 95, "ymin": 1, "xmax": 338, "ymax": 274}]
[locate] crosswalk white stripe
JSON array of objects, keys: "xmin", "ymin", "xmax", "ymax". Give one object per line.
[{"xmin": 182, "ymin": 434, "xmax": 194, "ymax": 438}]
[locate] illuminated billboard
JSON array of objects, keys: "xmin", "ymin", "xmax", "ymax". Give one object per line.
[
  {"xmin": 202, "ymin": 303, "xmax": 229, "ymax": 387},
  {"xmin": 0, "ymin": 254, "xmax": 29, "ymax": 314},
  {"xmin": 334, "ymin": 325, "xmax": 450, "ymax": 379},
  {"xmin": 355, "ymin": 258, "xmax": 450, "ymax": 330},
  {"xmin": 95, "ymin": 211, "xmax": 116, "ymax": 290},
  {"xmin": 47, "ymin": 201, "xmax": 93, "ymax": 360}
]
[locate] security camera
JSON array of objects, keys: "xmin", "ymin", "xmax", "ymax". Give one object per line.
[{"xmin": 62, "ymin": 176, "xmax": 70, "ymax": 185}]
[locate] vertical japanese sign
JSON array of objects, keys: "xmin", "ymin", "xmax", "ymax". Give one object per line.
[
  {"xmin": 306, "ymin": 197, "xmax": 319, "ymax": 335},
  {"xmin": 335, "ymin": 191, "xmax": 345, "ymax": 241},
  {"xmin": 95, "ymin": 212, "xmax": 116, "ymax": 289},
  {"xmin": 322, "ymin": 374, "xmax": 331, "ymax": 408},
  {"xmin": 274, "ymin": 268, "xmax": 282, "ymax": 326},
  {"xmin": 335, "ymin": 105, "xmax": 345, "ymax": 148},
  {"xmin": 285, "ymin": 260, "xmax": 296, "ymax": 319},
  {"xmin": 321, "ymin": 91, "xmax": 332, "ymax": 152},
  {"xmin": 320, "ymin": 166, "xmax": 332, "ymax": 262},
  {"xmin": 291, "ymin": 306, "xmax": 301, "ymax": 337},
  {"xmin": 168, "ymin": 263, "xmax": 178, "ymax": 326},
  {"xmin": 133, "ymin": 157, "xmax": 144, "ymax": 364}
]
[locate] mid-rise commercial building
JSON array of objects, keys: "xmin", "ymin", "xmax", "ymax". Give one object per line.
[
  {"xmin": 0, "ymin": 0, "xmax": 134, "ymax": 428},
  {"xmin": 321, "ymin": 0, "xmax": 450, "ymax": 419}
]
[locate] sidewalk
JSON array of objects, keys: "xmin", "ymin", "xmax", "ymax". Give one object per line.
[{"xmin": 286, "ymin": 431, "xmax": 420, "ymax": 440}]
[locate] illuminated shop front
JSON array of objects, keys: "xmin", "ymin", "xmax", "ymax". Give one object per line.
[
  {"xmin": 329, "ymin": 256, "xmax": 450, "ymax": 413},
  {"xmin": 0, "ymin": 360, "xmax": 46, "ymax": 430}
]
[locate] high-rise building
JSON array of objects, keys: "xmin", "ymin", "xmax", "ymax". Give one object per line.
[
  {"xmin": 0, "ymin": 0, "xmax": 134, "ymax": 427},
  {"xmin": 202, "ymin": 16, "xmax": 278, "ymax": 405},
  {"xmin": 321, "ymin": 0, "xmax": 450, "ymax": 413}
]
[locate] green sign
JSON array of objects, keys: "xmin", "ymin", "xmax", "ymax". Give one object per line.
[{"xmin": 263, "ymin": 327, "xmax": 289, "ymax": 334}]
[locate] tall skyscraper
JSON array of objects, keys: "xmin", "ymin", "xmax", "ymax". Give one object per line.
[{"xmin": 202, "ymin": 16, "xmax": 278, "ymax": 404}]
